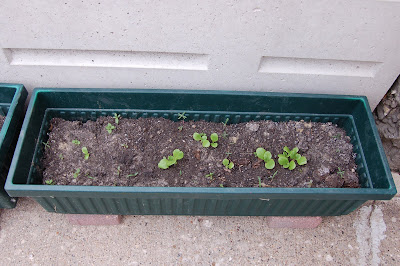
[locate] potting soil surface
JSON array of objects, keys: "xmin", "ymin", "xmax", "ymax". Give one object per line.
[{"xmin": 41, "ymin": 117, "xmax": 360, "ymax": 188}]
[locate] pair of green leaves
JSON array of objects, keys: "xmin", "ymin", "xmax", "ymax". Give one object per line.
[
  {"xmin": 82, "ymin": 147, "xmax": 90, "ymax": 160},
  {"xmin": 278, "ymin": 146, "xmax": 307, "ymax": 170},
  {"xmin": 255, "ymin": 147, "xmax": 276, "ymax": 169},
  {"xmin": 193, "ymin": 133, "xmax": 218, "ymax": 148},
  {"xmin": 158, "ymin": 149, "xmax": 184, "ymax": 169},
  {"xmin": 222, "ymin": 158, "xmax": 234, "ymax": 169},
  {"xmin": 106, "ymin": 123, "xmax": 115, "ymax": 134}
]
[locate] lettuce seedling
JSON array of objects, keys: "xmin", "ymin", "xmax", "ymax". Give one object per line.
[
  {"xmin": 113, "ymin": 113, "xmax": 121, "ymax": 124},
  {"xmin": 73, "ymin": 168, "xmax": 81, "ymax": 178},
  {"xmin": 82, "ymin": 147, "xmax": 90, "ymax": 160},
  {"xmin": 158, "ymin": 149, "xmax": 184, "ymax": 169},
  {"xmin": 222, "ymin": 158, "xmax": 234, "ymax": 169},
  {"xmin": 72, "ymin": 139, "xmax": 80, "ymax": 145},
  {"xmin": 278, "ymin": 146, "xmax": 307, "ymax": 170},
  {"xmin": 106, "ymin": 123, "xmax": 115, "ymax": 134},
  {"xmin": 255, "ymin": 147, "xmax": 275, "ymax": 169},
  {"xmin": 193, "ymin": 132, "xmax": 218, "ymax": 148},
  {"xmin": 45, "ymin": 179, "xmax": 54, "ymax": 185}
]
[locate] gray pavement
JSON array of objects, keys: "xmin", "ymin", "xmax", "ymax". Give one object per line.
[{"xmin": 0, "ymin": 173, "xmax": 399, "ymax": 265}]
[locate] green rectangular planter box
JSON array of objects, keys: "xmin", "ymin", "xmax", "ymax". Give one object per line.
[
  {"xmin": 5, "ymin": 88, "xmax": 397, "ymax": 215},
  {"xmin": 0, "ymin": 83, "xmax": 27, "ymax": 208}
]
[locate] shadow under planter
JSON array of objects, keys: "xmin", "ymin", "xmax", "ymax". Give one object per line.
[
  {"xmin": 5, "ymin": 88, "xmax": 397, "ymax": 215},
  {"xmin": 0, "ymin": 83, "xmax": 27, "ymax": 208}
]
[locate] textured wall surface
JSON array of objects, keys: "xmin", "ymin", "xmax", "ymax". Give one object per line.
[{"xmin": 1, "ymin": 0, "xmax": 400, "ymax": 108}]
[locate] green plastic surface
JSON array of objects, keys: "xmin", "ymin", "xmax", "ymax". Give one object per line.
[
  {"xmin": 5, "ymin": 88, "xmax": 397, "ymax": 215},
  {"xmin": 0, "ymin": 84, "xmax": 27, "ymax": 208}
]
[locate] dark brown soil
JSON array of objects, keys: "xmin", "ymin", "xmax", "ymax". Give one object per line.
[
  {"xmin": 0, "ymin": 115, "xmax": 6, "ymax": 130},
  {"xmin": 41, "ymin": 117, "xmax": 360, "ymax": 188}
]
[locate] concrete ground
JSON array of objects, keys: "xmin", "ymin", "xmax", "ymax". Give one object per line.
[{"xmin": 0, "ymin": 174, "xmax": 399, "ymax": 265}]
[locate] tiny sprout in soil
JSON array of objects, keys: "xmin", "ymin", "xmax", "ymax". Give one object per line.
[
  {"xmin": 113, "ymin": 113, "xmax": 121, "ymax": 124},
  {"xmin": 222, "ymin": 158, "xmax": 234, "ymax": 169},
  {"xmin": 337, "ymin": 167, "xmax": 345, "ymax": 178},
  {"xmin": 258, "ymin": 176, "xmax": 262, "ymax": 187},
  {"xmin": 158, "ymin": 149, "xmax": 184, "ymax": 169},
  {"xmin": 222, "ymin": 131, "xmax": 228, "ymax": 138},
  {"xmin": 106, "ymin": 123, "xmax": 115, "ymax": 134},
  {"xmin": 178, "ymin": 126, "xmax": 183, "ymax": 131},
  {"xmin": 121, "ymin": 143, "xmax": 128, "ymax": 148},
  {"xmin": 72, "ymin": 139, "xmax": 80, "ymax": 145},
  {"xmin": 333, "ymin": 134, "xmax": 342, "ymax": 139},
  {"xmin": 58, "ymin": 154, "xmax": 64, "ymax": 160},
  {"xmin": 73, "ymin": 168, "xmax": 81, "ymax": 179},
  {"xmin": 82, "ymin": 147, "xmax": 90, "ymax": 160},
  {"xmin": 220, "ymin": 184, "xmax": 224, "ymax": 188},
  {"xmin": 269, "ymin": 170, "xmax": 278, "ymax": 180},
  {"xmin": 255, "ymin": 147, "xmax": 275, "ymax": 169},
  {"xmin": 278, "ymin": 146, "xmax": 307, "ymax": 170},
  {"xmin": 222, "ymin": 118, "xmax": 229, "ymax": 126},
  {"xmin": 116, "ymin": 166, "xmax": 122, "ymax": 175},
  {"xmin": 127, "ymin": 172, "xmax": 139, "ymax": 178},
  {"xmin": 179, "ymin": 170, "xmax": 182, "ymax": 176},
  {"xmin": 178, "ymin": 112, "xmax": 187, "ymax": 120},
  {"xmin": 205, "ymin": 173, "xmax": 214, "ymax": 180},
  {"xmin": 45, "ymin": 179, "xmax": 54, "ymax": 185},
  {"xmin": 42, "ymin": 141, "xmax": 50, "ymax": 149},
  {"xmin": 305, "ymin": 180, "xmax": 313, "ymax": 188}
]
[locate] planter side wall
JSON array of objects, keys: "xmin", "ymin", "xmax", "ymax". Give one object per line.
[
  {"xmin": 33, "ymin": 196, "xmax": 366, "ymax": 216},
  {"xmin": 0, "ymin": 84, "xmax": 27, "ymax": 208}
]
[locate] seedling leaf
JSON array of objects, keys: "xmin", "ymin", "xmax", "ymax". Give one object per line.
[
  {"xmin": 283, "ymin": 146, "xmax": 290, "ymax": 153},
  {"xmin": 289, "ymin": 160, "xmax": 296, "ymax": 170},
  {"xmin": 202, "ymin": 140, "xmax": 210, "ymax": 147},
  {"xmin": 210, "ymin": 133, "xmax": 218, "ymax": 142},
  {"xmin": 263, "ymin": 151, "xmax": 272, "ymax": 161},
  {"xmin": 82, "ymin": 147, "xmax": 89, "ymax": 160},
  {"xmin": 158, "ymin": 158, "xmax": 169, "ymax": 169},
  {"xmin": 222, "ymin": 159, "xmax": 229, "ymax": 167},
  {"xmin": 105, "ymin": 123, "xmax": 115, "ymax": 134},
  {"xmin": 297, "ymin": 156, "xmax": 307, "ymax": 165},
  {"xmin": 265, "ymin": 159, "xmax": 275, "ymax": 169},
  {"xmin": 72, "ymin": 139, "xmax": 80, "ymax": 145},
  {"xmin": 173, "ymin": 149, "xmax": 184, "ymax": 160},
  {"xmin": 211, "ymin": 143, "xmax": 218, "ymax": 148},
  {"xmin": 255, "ymin": 147, "xmax": 266, "ymax": 159},
  {"xmin": 278, "ymin": 157, "xmax": 289, "ymax": 166},
  {"xmin": 193, "ymin": 133, "xmax": 202, "ymax": 141}
]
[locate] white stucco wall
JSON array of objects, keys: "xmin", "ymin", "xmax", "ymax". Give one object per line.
[{"xmin": 1, "ymin": 0, "xmax": 400, "ymax": 108}]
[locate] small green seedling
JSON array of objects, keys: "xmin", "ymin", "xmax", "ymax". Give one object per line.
[
  {"xmin": 305, "ymin": 180, "xmax": 313, "ymax": 188},
  {"xmin": 193, "ymin": 132, "xmax": 218, "ymax": 148},
  {"xmin": 268, "ymin": 170, "xmax": 278, "ymax": 180},
  {"xmin": 333, "ymin": 134, "xmax": 342, "ymax": 139},
  {"xmin": 45, "ymin": 179, "xmax": 54, "ymax": 185},
  {"xmin": 219, "ymin": 184, "xmax": 224, "ymax": 188},
  {"xmin": 178, "ymin": 112, "xmax": 187, "ymax": 120},
  {"xmin": 258, "ymin": 176, "xmax": 262, "ymax": 187},
  {"xmin": 72, "ymin": 139, "xmax": 80, "ymax": 145},
  {"xmin": 106, "ymin": 123, "xmax": 115, "ymax": 134},
  {"xmin": 84, "ymin": 171, "xmax": 94, "ymax": 179},
  {"xmin": 222, "ymin": 118, "xmax": 229, "ymax": 126},
  {"xmin": 179, "ymin": 170, "xmax": 182, "ymax": 176},
  {"xmin": 127, "ymin": 172, "xmax": 139, "ymax": 178},
  {"xmin": 255, "ymin": 147, "xmax": 275, "ymax": 169},
  {"xmin": 116, "ymin": 166, "xmax": 122, "ymax": 175},
  {"xmin": 278, "ymin": 146, "xmax": 307, "ymax": 170},
  {"xmin": 42, "ymin": 141, "xmax": 50, "ymax": 149},
  {"xmin": 58, "ymin": 154, "xmax": 64, "ymax": 160},
  {"xmin": 178, "ymin": 126, "xmax": 183, "ymax": 131},
  {"xmin": 221, "ymin": 131, "xmax": 228, "ymax": 138},
  {"xmin": 73, "ymin": 168, "xmax": 81, "ymax": 179},
  {"xmin": 82, "ymin": 147, "xmax": 90, "ymax": 160},
  {"xmin": 210, "ymin": 133, "xmax": 218, "ymax": 148},
  {"xmin": 113, "ymin": 113, "xmax": 121, "ymax": 124},
  {"xmin": 222, "ymin": 158, "xmax": 234, "ymax": 169},
  {"xmin": 121, "ymin": 143, "xmax": 128, "ymax": 148},
  {"xmin": 205, "ymin": 173, "xmax": 214, "ymax": 180},
  {"xmin": 158, "ymin": 149, "xmax": 184, "ymax": 169},
  {"xmin": 337, "ymin": 167, "xmax": 345, "ymax": 178}
]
